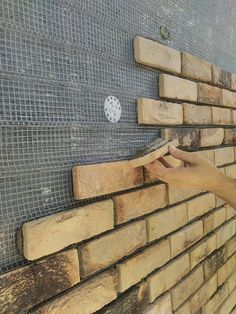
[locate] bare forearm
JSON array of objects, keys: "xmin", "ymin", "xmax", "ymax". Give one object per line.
[{"xmin": 211, "ymin": 175, "xmax": 236, "ymax": 210}]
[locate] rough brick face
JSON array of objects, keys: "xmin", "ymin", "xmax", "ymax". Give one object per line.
[
  {"xmin": 222, "ymin": 89, "xmax": 236, "ymax": 108},
  {"xmin": 212, "ymin": 107, "xmax": 232, "ymax": 125},
  {"xmin": 225, "ymin": 164, "xmax": 236, "ymax": 178},
  {"xmin": 200, "ymin": 128, "xmax": 224, "ymax": 147},
  {"xmin": 134, "ymin": 36, "xmax": 181, "ymax": 73},
  {"xmin": 183, "ymin": 103, "xmax": 212, "ymax": 124},
  {"xmin": 144, "ymin": 293, "xmax": 172, "ymax": 314},
  {"xmin": 217, "ymin": 254, "xmax": 236, "ymax": 286},
  {"xmin": 212, "ymin": 65, "xmax": 232, "ymax": 88},
  {"xmin": 214, "ymin": 288, "xmax": 236, "ymax": 314},
  {"xmin": 137, "ymin": 98, "xmax": 183, "ymax": 125},
  {"xmin": 214, "ymin": 147, "xmax": 235, "ymax": 166},
  {"xmin": 181, "ymin": 52, "xmax": 212, "ymax": 82},
  {"xmin": 202, "ymin": 281, "xmax": 229, "ymax": 314},
  {"xmin": 113, "ymin": 184, "xmax": 167, "ymax": 224},
  {"xmin": 187, "ymin": 193, "xmax": 215, "ymax": 221},
  {"xmin": 215, "ymin": 220, "xmax": 236, "ymax": 248},
  {"xmin": 159, "ymin": 74, "xmax": 198, "ymax": 102},
  {"xmin": 203, "ymin": 206, "xmax": 226, "ymax": 234},
  {"xmin": 198, "ymin": 83, "xmax": 222, "ymax": 106},
  {"xmin": 224, "ymin": 128, "xmax": 236, "ymax": 144},
  {"xmin": 161, "ymin": 128, "xmax": 200, "ymax": 148},
  {"xmin": 203, "ymin": 247, "xmax": 227, "ymax": 279},
  {"xmin": 232, "ymin": 73, "xmax": 236, "ymax": 91},
  {"xmin": 168, "ymin": 185, "xmax": 200, "ymax": 204}
]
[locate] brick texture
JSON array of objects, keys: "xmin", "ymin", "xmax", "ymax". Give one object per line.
[
  {"xmin": 168, "ymin": 185, "xmax": 200, "ymax": 204},
  {"xmin": 200, "ymin": 128, "xmax": 224, "ymax": 147},
  {"xmin": 203, "ymin": 246, "xmax": 227, "ymax": 279},
  {"xmin": 222, "ymin": 89, "xmax": 236, "ymax": 108},
  {"xmin": 215, "ymin": 220, "xmax": 236, "ymax": 248},
  {"xmin": 183, "ymin": 103, "xmax": 212, "ymax": 124},
  {"xmin": 202, "ymin": 281, "xmax": 229, "ymax": 314},
  {"xmin": 212, "ymin": 65, "xmax": 232, "ymax": 88},
  {"xmin": 212, "ymin": 107, "xmax": 232, "ymax": 125},
  {"xmin": 214, "ymin": 147, "xmax": 234, "ymax": 166},
  {"xmin": 224, "ymin": 128, "xmax": 236, "ymax": 144},
  {"xmin": 232, "ymin": 74, "xmax": 236, "ymax": 91},
  {"xmin": 203, "ymin": 206, "xmax": 226, "ymax": 235},
  {"xmin": 217, "ymin": 254, "xmax": 236, "ymax": 286},
  {"xmin": 161, "ymin": 128, "xmax": 200, "ymax": 148},
  {"xmin": 144, "ymin": 293, "xmax": 172, "ymax": 314},
  {"xmin": 198, "ymin": 83, "xmax": 222, "ymax": 106},
  {"xmin": 187, "ymin": 193, "xmax": 215, "ymax": 221},
  {"xmin": 214, "ymin": 288, "xmax": 236, "ymax": 314}
]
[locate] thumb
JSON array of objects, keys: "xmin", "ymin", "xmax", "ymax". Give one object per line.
[{"xmin": 169, "ymin": 145, "xmax": 199, "ymax": 164}]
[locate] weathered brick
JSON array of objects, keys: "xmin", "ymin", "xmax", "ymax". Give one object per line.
[
  {"xmin": 190, "ymin": 234, "xmax": 217, "ymax": 269},
  {"xmin": 224, "ymin": 128, "xmax": 236, "ymax": 144},
  {"xmin": 215, "ymin": 220, "xmax": 236, "ymax": 248},
  {"xmin": 20, "ymin": 200, "xmax": 114, "ymax": 260},
  {"xmin": 202, "ymin": 282, "xmax": 229, "ymax": 314},
  {"xmin": 198, "ymin": 83, "xmax": 222, "ymax": 106},
  {"xmin": 98, "ymin": 282, "xmax": 148, "ymax": 314},
  {"xmin": 222, "ymin": 89, "xmax": 236, "ymax": 108},
  {"xmin": 225, "ymin": 164, "xmax": 236, "ymax": 178},
  {"xmin": 117, "ymin": 240, "xmax": 170, "ymax": 292},
  {"xmin": 0, "ymin": 250, "xmax": 80, "ymax": 313},
  {"xmin": 225, "ymin": 235, "xmax": 236, "ymax": 258},
  {"xmin": 159, "ymin": 74, "xmax": 197, "ymax": 102},
  {"xmin": 214, "ymin": 147, "xmax": 235, "ymax": 166},
  {"xmin": 32, "ymin": 270, "xmax": 117, "ymax": 314},
  {"xmin": 228, "ymin": 270, "xmax": 236, "ymax": 293},
  {"xmin": 144, "ymin": 293, "xmax": 172, "ymax": 314},
  {"xmin": 183, "ymin": 103, "xmax": 212, "ymax": 124},
  {"xmin": 171, "ymin": 266, "xmax": 204, "ymax": 310},
  {"xmin": 187, "ymin": 193, "xmax": 215, "ymax": 221},
  {"xmin": 225, "ymin": 204, "xmax": 236, "ymax": 220},
  {"xmin": 232, "ymin": 110, "xmax": 236, "ymax": 124},
  {"xmin": 146, "ymin": 203, "xmax": 187, "ymax": 242},
  {"xmin": 181, "ymin": 52, "xmax": 212, "ymax": 82},
  {"xmin": 169, "ymin": 221, "xmax": 203, "ymax": 257},
  {"xmin": 203, "ymin": 206, "xmax": 226, "ymax": 235},
  {"xmin": 200, "ymin": 149, "xmax": 215, "ymax": 164},
  {"xmin": 168, "ymin": 185, "xmax": 200, "ymax": 204},
  {"xmin": 134, "ymin": 36, "xmax": 181, "ymax": 73},
  {"xmin": 212, "ymin": 65, "xmax": 232, "ymax": 88},
  {"xmin": 212, "ymin": 107, "xmax": 232, "ymax": 125},
  {"xmin": 214, "ymin": 288, "xmax": 236, "ymax": 314},
  {"xmin": 72, "ymin": 161, "xmax": 143, "ymax": 200},
  {"xmin": 137, "ymin": 98, "xmax": 183, "ymax": 125},
  {"xmin": 200, "ymin": 128, "xmax": 224, "ymax": 147},
  {"xmin": 147, "ymin": 254, "xmax": 190, "ymax": 302},
  {"xmin": 203, "ymin": 247, "xmax": 227, "ymax": 279},
  {"xmin": 232, "ymin": 74, "xmax": 236, "ymax": 91},
  {"xmin": 80, "ymin": 221, "xmax": 147, "ymax": 277},
  {"xmin": 161, "ymin": 128, "xmax": 200, "ymax": 148},
  {"xmin": 217, "ymin": 254, "xmax": 236, "ymax": 286},
  {"xmin": 190, "ymin": 274, "xmax": 218, "ymax": 313},
  {"xmin": 215, "ymin": 196, "xmax": 226, "ymax": 207},
  {"xmin": 174, "ymin": 301, "xmax": 191, "ymax": 314},
  {"xmin": 113, "ymin": 184, "xmax": 167, "ymax": 224}
]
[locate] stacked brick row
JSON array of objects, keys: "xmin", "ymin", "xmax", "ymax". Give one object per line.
[{"xmin": 1, "ymin": 37, "xmax": 236, "ymax": 313}]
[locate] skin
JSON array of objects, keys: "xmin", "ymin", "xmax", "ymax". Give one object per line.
[{"xmin": 144, "ymin": 145, "xmax": 236, "ymax": 210}]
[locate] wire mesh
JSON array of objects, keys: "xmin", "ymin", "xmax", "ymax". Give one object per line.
[{"xmin": 0, "ymin": 0, "xmax": 236, "ymax": 273}]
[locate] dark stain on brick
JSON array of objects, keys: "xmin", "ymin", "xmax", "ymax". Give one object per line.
[{"xmin": 204, "ymin": 247, "xmax": 227, "ymax": 278}]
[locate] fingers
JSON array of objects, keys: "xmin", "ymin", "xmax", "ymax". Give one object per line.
[
  {"xmin": 168, "ymin": 145, "xmax": 200, "ymax": 164},
  {"xmin": 159, "ymin": 157, "xmax": 173, "ymax": 168},
  {"xmin": 144, "ymin": 159, "xmax": 180, "ymax": 183}
]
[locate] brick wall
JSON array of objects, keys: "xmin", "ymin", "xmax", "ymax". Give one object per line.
[{"xmin": 1, "ymin": 37, "xmax": 236, "ymax": 314}]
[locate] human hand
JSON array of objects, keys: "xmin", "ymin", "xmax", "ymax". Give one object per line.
[{"xmin": 144, "ymin": 145, "xmax": 226, "ymax": 192}]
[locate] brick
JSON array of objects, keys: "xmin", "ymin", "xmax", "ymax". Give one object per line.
[
  {"xmin": 146, "ymin": 203, "xmax": 187, "ymax": 242},
  {"xmin": 80, "ymin": 221, "xmax": 147, "ymax": 277},
  {"xmin": 190, "ymin": 234, "xmax": 217, "ymax": 269},
  {"xmin": 72, "ymin": 161, "xmax": 143, "ymax": 200},
  {"xmin": 161, "ymin": 128, "xmax": 200, "ymax": 148},
  {"xmin": 212, "ymin": 107, "xmax": 232, "ymax": 125},
  {"xmin": 215, "ymin": 196, "xmax": 226, "ymax": 207},
  {"xmin": 137, "ymin": 98, "xmax": 183, "ymax": 125},
  {"xmin": 187, "ymin": 193, "xmax": 215, "ymax": 221},
  {"xmin": 32, "ymin": 270, "xmax": 117, "ymax": 314},
  {"xmin": 113, "ymin": 184, "xmax": 167, "ymax": 224},
  {"xmin": 215, "ymin": 220, "xmax": 236, "ymax": 248},
  {"xmin": 225, "ymin": 164, "xmax": 236, "ymax": 178},
  {"xmin": 20, "ymin": 200, "xmax": 114, "ymax": 260},
  {"xmin": 202, "ymin": 282, "xmax": 229, "ymax": 314},
  {"xmin": 0, "ymin": 250, "xmax": 80, "ymax": 313},
  {"xmin": 228, "ymin": 270, "xmax": 236, "ymax": 293},
  {"xmin": 214, "ymin": 288, "xmax": 236, "ymax": 314},
  {"xmin": 159, "ymin": 74, "xmax": 197, "ymax": 102},
  {"xmin": 225, "ymin": 204, "xmax": 236, "ymax": 220},
  {"xmin": 117, "ymin": 240, "xmax": 170, "ymax": 292},
  {"xmin": 203, "ymin": 206, "xmax": 226, "ymax": 234},
  {"xmin": 181, "ymin": 52, "xmax": 212, "ymax": 82},
  {"xmin": 98, "ymin": 282, "xmax": 148, "ymax": 314},
  {"xmin": 225, "ymin": 235, "xmax": 236, "ymax": 258},
  {"xmin": 134, "ymin": 36, "xmax": 181, "ymax": 73},
  {"xmin": 183, "ymin": 103, "xmax": 212, "ymax": 124},
  {"xmin": 232, "ymin": 74, "xmax": 236, "ymax": 91},
  {"xmin": 222, "ymin": 89, "xmax": 236, "ymax": 108},
  {"xmin": 190, "ymin": 274, "xmax": 218, "ymax": 313},
  {"xmin": 212, "ymin": 65, "xmax": 232, "ymax": 88},
  {"xmin": 144, "ymin": 293, "xmax": 172, "ymax": 314},
  {"xmin": 171, "ymin": 266, "xmax": 204, "ymax": 310},
  {"xmin": 200, "ymin": 149, "xmax": 215, "ymax": 164},
  {"xmin": 232, "ymin": 110, "xmax": 236, "ymax": 124},
  {"xmin": 174, "ymin": 301, "xmax": 191, "ymax": 314},
  {"xmin": 204, "ymin": 247, "xmax": 227, "ymax": 279},
  {"xmin": 169, "ymin": 221, "xmax": 203, "ymax": 257},
  {"xmin": 214, "ymin": 147, "xmax": 235, "ymax": 166},
  {"xmin": 224, "ymin": 128, "xmax": 236, "ymax": 144},
  {"xmin": 198, "ymin": 83, "xmax": 222, "ymax": 106},
  {"xmin": 217, "ymin": 254, "xmax": 236, "ymax": 286},
  {"xmin": 147, "ymin": 254, "xmax": 190, "ymax": 302},
  {"xmin": 168, "ymin": 185, "xmax": 200, "ymax": 204},
  {"xmin": 200, "ymin": 128, "xmax": 224, "ymax": 147}
]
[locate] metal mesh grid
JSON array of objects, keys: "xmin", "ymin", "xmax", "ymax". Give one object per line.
[{"xmin": 0, "ymin": 0, "xmax": 236, "ymax": 273}]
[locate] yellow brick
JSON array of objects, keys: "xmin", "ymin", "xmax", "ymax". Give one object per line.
[
  {"xmin": 183, "ymin": 103, "xmax": 212, "ymax": 124},
  {"xmin": 181, "ymin": 52, "xmax": 212, "ymax": 82},
  {"xmin": 203, "ymin": 206, "xmax": 226, "ymax": 235},
  {"xmin": 171, "ymin": 266, "xmax": 204, "ymax": 310},
  {"xmin": 170, "ymin": 221, "xmax": 203, "ymax": 257},
  {"xmin": 117, "ymin": 240, "xmax": 170, "ymax": 292},
  {"xmin": 200, "ymin": 128, "xmax": 224, "ymax": 147},
  {"xmin": 190, "ymin": 274, "xmax": 218, "ymax": 313},
  {"xmin": 174, "ymin": 301, "xmax": 191, "ymax": 314},
  {"xmin": 168, "ymin": 185, "xmax": 200, "ymax": 204},
  {"xmin": 198, "ymin": 83, "xmax": 222, "ymax": 106},
  {"xmin": 146, "ymin": 203, "xmax": 187, "ymax": 242},
  {"xmin": 222, "ymin": 89, "xmax": 236, "ymax": 109},
  {"xmin": 134, "ymin": 36, "xmax": 181, "ymax": 73},
  {"xmin": 215, "ymin": 220, "xmax": 236, "ymax": 248},
  {"xmin": 214, "ymin": 147, "xmax": 235, "ymax": 166},
  {"xmin": 147, "ymin": 254, "xmax": 190, "ymax": 302},
  {"xmin": 223, "ymin": 129, "xmax": 236, "ymax": 145},
  {"xmin": 225, "ymin": 204, "xmax": 236, "ymax": 220},
  {"xmin": 212, "ymin": 107, "xmax": 232, "ymax": 125},
  {"xmin": 225, "ymin": 164, "xmax": 236, "ymax": 178},
  {"xmin": 113, "ymin": 184, "xmax": 167, "ymax": 224},
  {"xmin": 159, "ymin": 74, "xmax": 198, "ymax": 102},
  {"xmin": 161, "ymin": 127, "xmax": 200, "ymax": 149},
  {"xmin": 199, "ymin": 149, "xmax": 215, "ymax": 164},
  {"xmin": 225, "ymin": 235, "xmax": 236, "ymax": 258},
  {"xmin": 203, "ymin": 246, "xmax": 227, "ymax": 279},
  {"xmin": 80, "ymin": 221, "xmax": 147, "ymax": 277},
  {"xmin": 202, "ymin": 281, "xmax": 229, "ymax": 314},
  {"xmin": 228, "ymin": 270, "xmax": 236, "ymax": 293},
  {"xmin": 144, "ymin": 293, "xmax": 172, "ymax": 314},
  {"xmin": 187, "ymin": 193, "xmax": 215, "ymax": 221},
  {"xmin": 214, "ymin": 287, "xmax": 236, "ymax": 314},
  {"xmin": 215, "ymin": 196, "xmax": 226, "ymax": 207},
  {"xmin": 217, "ymin": 254, "xmax": 236, "ymax": 286},
  {"xmin": 190, "ymin": 234, "xmax": 217, "ymax": 269},
  {"xmin": 212, "ymin": 65, "xmax": 232, "ymax": 88}
]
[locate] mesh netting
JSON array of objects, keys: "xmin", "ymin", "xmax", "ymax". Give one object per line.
[{"xmin": 0, "ymin": 0, "xmax": 236, "ymax": 273}]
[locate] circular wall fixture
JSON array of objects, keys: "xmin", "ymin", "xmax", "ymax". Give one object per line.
[{"xmin": 104, "ymin": 96, "xmax": 121, "ymax": 123}]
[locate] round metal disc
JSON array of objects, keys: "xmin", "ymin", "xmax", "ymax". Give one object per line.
[{"xmin": 104, "ymin": 96, "xmax": 121, "ymax": 123}]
